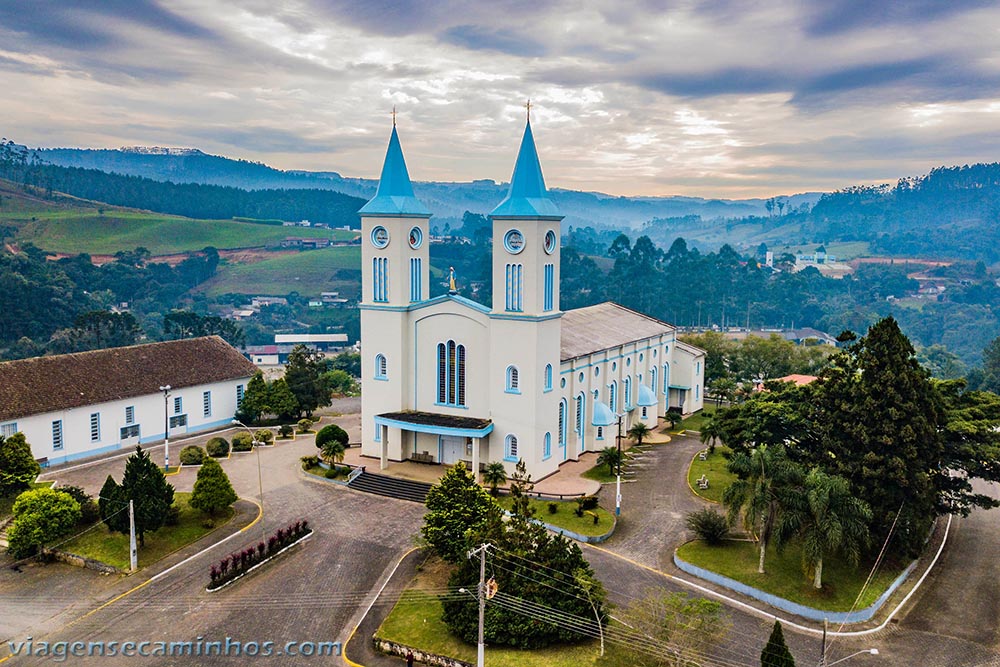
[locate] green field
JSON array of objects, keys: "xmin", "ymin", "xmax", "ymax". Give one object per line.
[
  {"xmin": 677, "ymin": 539, "xmax": 903, "ymax": 611},
  {"xmin": 200, "ymin": 245, "xmax": 362, "ymax": 296},
  {"xmin": 496, "ymin": 497, "xmax": 615, "ymax": 537},
  {"xmin": 687, "ymin": 445, "xmax": 736, "ymax": 503},
  {"xmin": 58, "ymin": 492, "xmax": 235, "ymax": 570}
]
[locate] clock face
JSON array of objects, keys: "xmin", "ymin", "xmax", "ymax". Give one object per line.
[
  {"xmin": 544, "ymin": 229, "xmax": 557, "ymax": 254},
  {"xmin": 371, "ymin": 226, "xmax": 390, "ymax": 249},
  {"xmin": 408, "ymin": 226, "xmax": 423, "ymax": 249},
  {"xmin": 503, "ymin": 229, "xmax": 525, "ymax": 254}
]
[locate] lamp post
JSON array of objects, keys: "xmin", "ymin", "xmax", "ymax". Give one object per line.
[
  {"xmin": 824, "ymin": 649, "xmax": 879, "ymax": 666},
  {"xmin": 615, "ymin": 412, "xmax": 624, "ymax": 517},
  {"xmin": 159, "ymin": 385, "xmax": 171, "ymax": 471},
  {"xmin": 233, "ymin": 419, "xmax": 265, "ymax": 542}
]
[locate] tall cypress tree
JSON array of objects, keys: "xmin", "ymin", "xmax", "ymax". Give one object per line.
[
  {"xmin": 761, "ymin": 620, "xmax": 795, "ymax": 667},
  {"xmin": 118, "ymin": 446, "xmax": 175, "ymax": 546}
]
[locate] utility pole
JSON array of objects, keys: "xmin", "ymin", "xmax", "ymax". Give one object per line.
[
  {"xmin": 468, "ymin": 543, "xmax": 491, "ymax": 667},
  {"xmin": 159, "ymin": 384, "xmax": 171, "ymax": 471},
  {"xmin": 615, "ymin": 413, "xmax": 623, "ymax": 517},
  {"xmin": 820, "ymin": 617, "xmax": 827, "ymax": 667},
  {"xmin": 128, "ymin": 499, "xmax": 137, "ymax": 573}
]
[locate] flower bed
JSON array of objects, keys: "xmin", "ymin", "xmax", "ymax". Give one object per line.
[{"xmin": 207, "ymin": 520, "xmax": 311, "ymax": 591}]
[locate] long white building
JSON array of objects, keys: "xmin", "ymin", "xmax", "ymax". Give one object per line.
[
  {"xmin": 0, "ymin": 336, "xmax": 257, "ymax": 465},
  {"xmin": 359, "ymin": 119, "xmax": 704, "ymax": 480}
]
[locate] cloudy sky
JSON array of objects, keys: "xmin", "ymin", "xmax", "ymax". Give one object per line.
[{"xmin": 2, "ymin": 1, "xmax": 999, "ymax": 197}]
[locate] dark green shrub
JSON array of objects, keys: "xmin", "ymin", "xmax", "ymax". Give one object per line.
[
  {"xmin": 179, "ymin": 445, "xmax": 206, "ymax": 465},
  {"xmin": 59, "ymin": 485, "xmax": 100, "ymax": 525},
  {"xmin": 547, "ymin": 502, "xmax": 558, "ymax": 514},
  {"xmin": 297, "ymin": 418, "xmax": 314, "ymax": 434},
  {"xmin": 685, "ymin": 508, "xmax": 729, "ymax": 545},
  {"xmin": 574, "ymin": 505, "xmax": 584, "ymax": 517},
  {"xmin": 206, "ymin": 437, "xmax": 230, "ymax": 458},
  {"xmin": 315, "ymin": 424, "xmax": 350, "ymax": 450},
  {"xmin": 577, "ymin": 495, "xmax": 599, "ymax": 511},
  {"xmin": 254, "ymin": 429, "xmax": 274, "ymax": 445},
  {"xmin": 324, "ymin": 468, "xmax": 339, "ymax": 480},
  {"xmin": 232, "ymin": 432, "xmax": 254, "ymax": 452},
  {"xmin": 300, "ymin": 455, "xmax": 319, "ymax": 469},
  {"xmin": 164, "ymin": 504, "xmax": 181, "ymax": 527},
  {"xmin": 278, "ymin": 424, "xmax": 294, "ymax": 438}
]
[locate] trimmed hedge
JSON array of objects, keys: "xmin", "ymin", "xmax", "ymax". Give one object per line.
[
  {"xmin": 232, "ymin": 432, "xmax": 254, "ymax": 452},
  {"xmin": 254, "ymin": 429, "xmax": 274, "ymax": 445},
  {"xmin": 206, "ymin": 437, "xmax": 230, "ymax": 458},
  {"xmin": 315, "ymin": 424, "xmax": 349, "ymax": 450},
  {"xmin": 179, "ymin": 445, "xmax": 207, "ymax": 465}
]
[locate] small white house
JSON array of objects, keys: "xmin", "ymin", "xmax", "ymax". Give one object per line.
[{"xmin": 0, "ymin": 336, "xmax": 257, "ymax": 466}]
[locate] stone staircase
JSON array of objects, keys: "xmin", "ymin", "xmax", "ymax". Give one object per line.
[{"xmin": 347, "ymin": 471, "xmax": 433, "ymax": 503}]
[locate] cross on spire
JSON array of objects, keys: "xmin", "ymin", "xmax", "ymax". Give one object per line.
[
  {"xmin": 525, "ymin": 99, "xmax": 532, "ymax": 122},
  {"xmin": 392, "ymin": 105, "xmax": 397, "ymax": 127}
]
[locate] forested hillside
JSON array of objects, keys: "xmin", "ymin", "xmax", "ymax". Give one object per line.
[{"xmin": 0, "ymin": 141, "xmax": 365, "ymax": 227}]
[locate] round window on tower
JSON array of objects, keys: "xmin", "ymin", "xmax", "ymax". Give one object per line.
[
  {"xmin": 543, "ymin": 229, "xmax": 557, "ymax": 255},
  {"xmin": 371, "ymin": 226, "xmax": 390, "ymax": 249},
  {"xmin": 503, "ymin": 229, "xmax": 525, "ymax": 254},
  {"xmin": 578, "ymin": 372, "xmax": 585, "ymax": 382},
  {"xmin": 408, "ymin": 226, "xmax": 423, "ymax": 249}
]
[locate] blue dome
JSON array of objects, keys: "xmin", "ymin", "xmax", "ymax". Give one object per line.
[
  {"xmin": 637, "ymin": 384, "xmax": 657, "ymax": 407},
  {"xmin": 591, "ymin": 400, "xmax": 617, "ymax": 427}
]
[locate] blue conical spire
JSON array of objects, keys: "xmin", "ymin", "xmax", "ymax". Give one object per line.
[
  {"xmin": 490, "ymin": 120, "xmax": 562, "ymax": 218},
  {"xmin": 359, "ymin": 125, "xmax": 431, "ymax": 217}
]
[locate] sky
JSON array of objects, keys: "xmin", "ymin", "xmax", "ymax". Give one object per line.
[{"xmin": 2, "ymin": 1, "xmax": 1000, "ymax": 198}]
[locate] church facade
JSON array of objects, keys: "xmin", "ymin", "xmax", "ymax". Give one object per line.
[{"xmin": 359, "ymin": 119, "xmax": 704, "ymax": 480}]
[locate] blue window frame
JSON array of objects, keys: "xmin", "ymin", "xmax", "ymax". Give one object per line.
[
  {"xmin": 0, "ymin": 422, "xmax": 17, "ymax": 438},
  {"xmin": 173, "ymin": 396, "xmax": 182, "ymax": 415},
  {"xmin": 203, "ymin": 391, "xmax": 212, "ymax": 417},
  {"xmin": 575, "ymin": 393, "xmax": 584, "ymax": 434},
  {"xmin": 543, "ymin": 432, "xmax": 551, "ymax": 460},
  {"xmin": 437, "ymin": 341, "xmax": 466, "ymax": 406},
  {"xmin": 374, "ymin": 353, "xmax": 388, "ymax": 380},
  {"xmin": 543, "ymin": 364, "xmax": 553, "ymax": 392},
  {"xmin": 650, "ymin": 367, "xmax": 657, "ymax": 395},
  {"xmin": 372, "ymin": 257, "xmax": 389, "ymax": 302},
  {"xmin": 609, "ymin": 381, "xmax": 618, "ymax": 413},
  {"xmin": 505, "ymin": 263, "xmax": 523, "ymax": 312},
  {"xmin": 410, "ymin": 257, "xmax": 422, "ymax": 302},
  {"xmin": 696, "ymin": 384, "xmax": 700, "ymax": 400},
  {"xmin": 505, "ymin": 366, "xmax": 520, "ymax": 393},
  {"xmin": 52, "ymin": 420, "xmax": 63, "ymax": 450},
  {"xmin": 596, "ymin": 426, "xmax": 604, "ymax": 440},
  {"xmin": 504, "ymin": 434, "xmax": 519, "ymax": 461},
  {"xmin": 624, "ymin": 376, "xmax": 632, "ymax": 408},
  {"xmin": 663, "ymin": 363, "xmax": 670, "ymax": 393},
  {"xmin": 236, "ymin": 384, "xmax": 245, "ymax": 407},
  {"xmin": 90, "ymin": 413, "xmax": 100, "ymax": 442},
  {"xmin": 543, "ymin": 263, "xmax": 554, "ymax": 311},
  {"xmin": 374, "ymin": 420, "xmax": 381, "ymax": 442}
]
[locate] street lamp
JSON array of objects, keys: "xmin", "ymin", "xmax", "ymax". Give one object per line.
[
  {"xmin": 232, "ymin": 419, "xmax": 265, "ymax": 542},
  {"xmin": 825, "ymin": 648, "xmax": 879, "ymax": 666},
  {"xmin": 159, "ymin": 385, "xmax": 171, "ymax": 471},
  {"xmin": 614, "ymin": 412, "xmax": 624, "ymax": 517}
]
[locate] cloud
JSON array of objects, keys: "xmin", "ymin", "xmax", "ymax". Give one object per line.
[
  {"xmin": 804, "ymin": 0, "xmax": 996, "ymax": 36},
  {"xmin": 440, "ymin": 25, "xmax": 547, "ymax": 57}
]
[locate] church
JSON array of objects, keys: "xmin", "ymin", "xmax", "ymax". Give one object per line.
[{"xmin": 359, "ymin": 116, "xmax": 705, "ymax": 481}]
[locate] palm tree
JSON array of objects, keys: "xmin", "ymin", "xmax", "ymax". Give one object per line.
[
  {"xmin": 626, "ymin": 422, "xmax": 651, "ymax": 446},
  {"xmin": 321, "ymin": 439, "xmax": 346, "ymax": 466},
  {"xmin": 700, "ymin": 415, "xmax": 723, "ymax": 455},
  {"xmin": 482, "ymin": 462, "xmax": 507, "ymax": 496},
  {"xmin": 723, "ymin": 444, "xmax": 802, "ymax": 574},
  {"xmin": 597, "ymin": 446, "xmax": 624, "ymax": 476},
  {"xmin": 776, "ymin": 468, "xmax": 872, "ymax": 589}
]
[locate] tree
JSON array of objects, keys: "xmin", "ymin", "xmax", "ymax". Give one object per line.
[
  {"xmin": 0, "ymin": 433, "xmax": 41, "ymax": 497},
  {"xmin": 268, "ymin": 378, "xmax": 299, "ymax": 421},
  {"xmin": 72, "ymin": 310, "xmax": 143, "ymax": 350},
  {"xmin": 616, "ymin": 589, "xmax": 729, "ymax": 667},
  {"xmin": 597, "ymin": 446, "xmax": 624, "ymax": 476},
  {"xmin": 113, "ymin": 446, "xmax": 175, "ymax": 546},
  {"xmin": 421, "ymin": 461, "xmax": 498, "ymax": 564},
  {"xmin": 237, "ymin": 372, "xmax": 269, "ymax": 423},
  {"xmin": 761, "ymin": 620, "xmax": 795, "ymax": 667},
  {"xmin": 315, "ymin": 424, "xmax": 349, "ymax": 450},
  {"xmin": 482, "ymin": 461, "xmax": 507, "ymax": 496},
  {"xmin": 284, "ymin": 344, "xmax": 330, "ymax": 417},
  {"xmin": 321, "ymin": 439, "xmax": 346, "ymax": 465},
  {"xmin": 321, "ymin": 369, "xmax": 358, "ymax": 395},
  {"xmin": 627, "ymin": 421, "xmax": 651, "ymax": 446},
  {"xmin": 189, "ymin": 458, "xmax": 238, "ymax": 518},
  {"xmin": 776, "ymin": 469, "xmax": 871, "ymax": 589},
  {"xmin": 724, "ymin": 444, "xmax": 803, "ymax": 574},
  {"xmin": 7, "ymin": 488, "xmax": 81, "ymax": 559},
  {"xmin": 328, "ymin": 351, "xmax": 361, "ymax": 378},
  {"xmin": 99, "ymin": 474, "xmax": 125, "ymax": 532}
]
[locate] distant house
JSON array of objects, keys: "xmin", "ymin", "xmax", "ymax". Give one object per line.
[
  {"xmin": 280, "ymin": 237, "xmax": 331, "ymax": 249},
  {"xmin": 251, "ymin": 296, "xmax": 288, "ymax": 309},
  {"xmin": 273, "ymin": 333, "xmax": 348, "ymax": 352},
  {"xmin": 754, "ymin": 374, "xmax": 819, "ymax": 392},
  {"xmin": 720, "ymin": 327, "xmax": 839, "ymax": 347},
  {"xmin": 0, "ymin": 337, "xmax": 257, "ymax": 466}
]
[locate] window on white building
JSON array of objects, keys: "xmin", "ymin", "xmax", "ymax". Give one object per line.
[
  {"xmin": 169, "ymin": 414, "xmax": 187, "ymax": 428},
  {"xmin": 506, "ymin": 366, "xmax": 520, "ymax": 393},
  {"xmin": 543, "ymin": 364, "xmax": 553, "ymax": 392},
  {"xmin": 437, "ymin": 341, "xmax": 467, "ymax": 407},
  {"xmin": 0, "ymin": 422, "xmax": 17, "ymax": 438},
  {"xmin": 543, "ymin": 432, "xmax": 551, "ymax": 459},
  {"xmin": 375, "ymin": 354, "xmax": 388, "ymax": 380},
  {"xmin": 120, "ymin": 424, "xmax": 140, "ymax": 440},
  {"xmin": 52, "ymin": 420, "xmax": 63, "ymax": 450},
  {"xmin": 173, "ymin": 396, "xmax": 182, "ymax": 415},
  {"xmin": 504, "ymin": 434, "xmax": 519, "ymax": 461},
  {"xmin": 90, "ymin": 413, "xmax": 101, "ymax": 442},
  {"xmin": 125, "ymin": 406, "xmax": 135, "ymax": 424},
  {"xmin": 596, "ymin": 426, "xmax": 604, "ymax": 440},
  {"xmin": 203, "ymin": 391, "xmax": 212, "ymax": 417},
  {"xmin": 236, "ymin": 385, "xmax": 245, "ymax": 407}
]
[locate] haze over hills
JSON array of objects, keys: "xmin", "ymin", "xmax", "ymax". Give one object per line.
[{"xmin": 37, "ymin": 146, "xmax": 822, "ymax": 230}]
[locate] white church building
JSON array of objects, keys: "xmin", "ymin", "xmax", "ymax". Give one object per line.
[{"xmin": 360, "ymin": 118, "xmax": 704, "ymax": 480}]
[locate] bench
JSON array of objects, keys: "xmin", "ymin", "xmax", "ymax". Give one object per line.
[
  {"xmin": 36, "ymin": 457, "xmax": 49, "ymax": 469},
  {"xmin": 410, "ymin": 452, "xmax": 434, "ymax": 464},
  {"xmin": 698, "ymin": 450, "xmax": 708, "ymax": 461},
  {"xmin": 697, "ymin": 474, "xmax": 709, "ymax": 490}
]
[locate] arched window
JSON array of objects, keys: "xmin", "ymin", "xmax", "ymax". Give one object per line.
[
  {"xmin": 543, "ymin": 364, "xmax": 553, "ymax": 392},
  {"xmin": 663, "ymin": 363, "xmax": 670, "ymax": 393},
  {"xmin": 624, "ymin": 376, "xmax": 632, "ymax": 408},
  {"xmin": 575, "ymin": 393, "xmax": 584, "ymax": 434},
  {"xmin": 505, "ymin": 434, "xmax": 519, "ymax": 461},
  {"xmin": 596, "ymin": 426, "xmax": 604, "ymax": 440},
  {"xmin": 437, "ymin": 340, "xmax": 466, "ymax": 406},
  {"xmin": 609, "ymin": 380, "xmax": 618, "ymax": 413},
  {"xmin": 374, "ymin": 354, "xmax": 387, "ymax": 380},
  {"xmin": 650, "ymin": 367, "xmax": 657, "ymax": 395},
  {"xmin": 372, "ymin": 257, "xmax": 389, "ymax": 302},
  {"xmin": 543, "ymin": 432, "xmax": 551, "ymax": 459},
  {"xmin": 506, "ymin": 366, "xmax": 520, "ymax": 393},
  {"xmin": 558, "ymin": 399, "xmax": 568, "ymax": 448}
]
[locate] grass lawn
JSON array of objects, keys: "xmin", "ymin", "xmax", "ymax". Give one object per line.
[
  {"xmin": 199, "ymin": 245, "xmax": 361, "ymax": 296},
  {"xmin": 687, "ymin": 445, "xmax": 736, "ymax": 503},
  {"xmin": 673, "ymin": 406, "xmax": 716, "ymax": 433},
  {"xmin": 677, "ymin": 539, "xmax": 903, "ymax": 612},
  {"xmin": 377, "ymin": 557, "xmax": 634, "ymax": 667},
  {"xmin": 0, "ymin": 481, "xmax": 55, "ymax": 519},
  {"xmin": 496, "ymin": 497, "xmax": 614, "ymax": 537},
  {"xmin": 59, "ymin": 492, "xmax": 234, "ymax": 570},
  {"xmin": 582, "ymin": 462, "xmax": 618, "ymax": 484}
]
